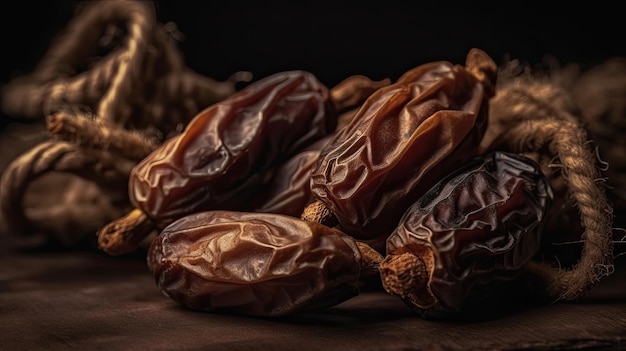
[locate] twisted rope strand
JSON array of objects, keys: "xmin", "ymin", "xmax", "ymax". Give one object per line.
[
  {"xmin": 499, "ymin": 119, "xmax": 613, "ymax": 300},
  {"xmin": 95, "ymin": 1, "xmax": 155, "ymax": 125},
  {"xmin": 0, "ymin": 141, "xmax": 133, "ymax": 235}
]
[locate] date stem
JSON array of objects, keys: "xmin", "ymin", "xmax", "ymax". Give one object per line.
[
  {"xmin": 329, "ymin": 75, "xmax": 391, "ymax": 115},
  {"xmin": 97, "ymin": 208, "xmax": 156, "ymax": 256},
  {"xmin": 301, "ymin": 200, "xmax": 338, "ymax": 228},
  {"xmin": 379, "ymin": 246, "xmax": 437, "ymax": 310},
  {"xmin": 355, "ymin": 241, "xmax": 383, "ymax": 276}
]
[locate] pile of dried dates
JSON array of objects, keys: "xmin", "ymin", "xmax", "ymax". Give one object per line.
[
  {"xmin": 100, "ymin": 47, "xmax": 598, "ymax": 320},
  {"xmin": 2, "ymin": 41, "xmax": 615, "ymax": 321}
]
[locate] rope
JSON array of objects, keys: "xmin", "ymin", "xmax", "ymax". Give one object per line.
[
  {"xmin": 0, "ymin": 140, "xmax": 133, "ymax": 236},
  {"xmin": 484, "ymin": 68, "xmax": 614, "ymax": 301}
]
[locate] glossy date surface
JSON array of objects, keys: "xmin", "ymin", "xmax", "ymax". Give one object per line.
[
  {"xmin": 383, "ymin": 152, "xmax": 553, "ymax": 318},
  {"xmin": 309, "ymin": 49, "xmax": 496, "ymax": 242},
  {"xmin": 147, "ymin": 210, "xmax": 362, "ymax": 317},
  {"xmin": 130, "ymin": 70, "xmax": 336, "ymax": 226},
  {"xmin": 248, "ymin": 135, "xmax": 332, "ymax": 217}
]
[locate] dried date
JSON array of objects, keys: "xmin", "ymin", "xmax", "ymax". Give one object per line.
[
  {"xmin": 248, "ymin": 135, "xmax": 332, "ymax": 217},
  {"xmin": 379, "ymin": 152, "xmax": 553, "ymax": 320},
  {"xmin": 131, "ymin": 70, "xmax": 336, "ymax": 225},
  {"xmin": 306, "ymin": 48, "xmax": 497, "ymax": 251},
  {"xmin": 147, "ymin": 210, "xmax": 377, "ymax": 317},
  {"xmin": 98, "ymin": 70, "xmax": 337, "ymax": 255}
]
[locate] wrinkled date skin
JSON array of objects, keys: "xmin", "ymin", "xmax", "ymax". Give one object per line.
[
  {"xmin": 130, "ymin": 70, "xmax": 336, "ymax": 226},
  {"xmin": 147, "ymin": 210, "xmax": 362, "ymax": 317},
  {"xmin": 249, "ymin": 135, "xmax": 332, "ymax": 217},
  {"xmin": 309, "ymin": 49, "xmax": 496, "ymax": 246},
  {"xmin": 381, "ymin": 152, "xmax": 553, "ymax": 320}
]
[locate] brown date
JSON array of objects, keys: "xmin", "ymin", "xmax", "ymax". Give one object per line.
[
  {"xmin": 97, "ymin": 72, "xmax": 390, "ymax": 256},
  {"xmin": 129, "ymin": 70, "xmax": 336, "ymax": 226},
  {"xmin": 147, "ymin": 210, "xmax": 368, "ymax": 317},
  {"xmin": 248, "ymin": 135, "xmax": 332, "ymax": 217},
  {"xmin": 307, "ymin": 48, "xmax": 497, "ymax": 250},
  {"xmin": 379, "ymin": 151, "xmax": 553, "ymax": 320}
]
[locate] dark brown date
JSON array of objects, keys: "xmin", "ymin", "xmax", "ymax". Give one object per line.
[
  {"xmin": 379, "ymin": 152, "xmax": 553, "ymax": 320},
  {"xmin": 248, "ymin": 135, "xmax": 331, "ymax": 217},
  {"xmin": 308, "ymin": 48, "xmax": 497, "ymax": 248},
  {"xmin": 147, "ymin": 210, "xmax": 362, "ymax": 317},
  {"xmin": 130, "ymin": 70, "xmax": 336, "ymax": 227}
]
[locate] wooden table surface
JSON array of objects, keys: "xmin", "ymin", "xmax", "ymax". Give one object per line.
[{"xmin": 1, "ymin": 236, "xmax": 625, "ymax": 351}]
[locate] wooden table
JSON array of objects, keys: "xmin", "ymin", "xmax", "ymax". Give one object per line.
[{"xmin": 1, "ymin": 236, "xmax": 625, "ymax": 351}]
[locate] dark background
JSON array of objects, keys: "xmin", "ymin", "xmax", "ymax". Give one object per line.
[
  {"xmin": 1, "ymin": 1, "xmax": 625, "ymax": 127},
  {"xmin": 1, "ymin": 5, "xmax": 626, "ymax": 349}
]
